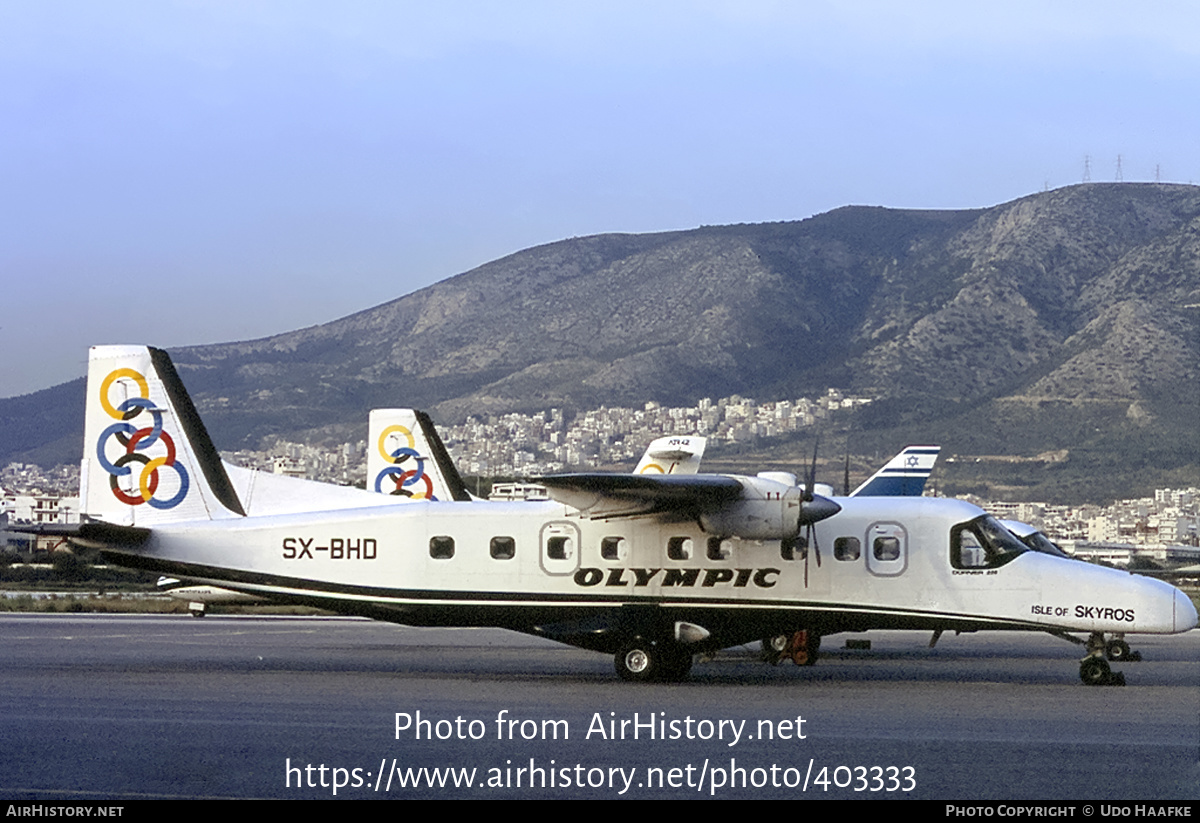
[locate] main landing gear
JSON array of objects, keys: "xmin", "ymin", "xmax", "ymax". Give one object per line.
[
  {"xmin": 760, "ymin": 630, "xmax": 820, "ymax": 666},
  {"xmin": 614, "ymin": 637, "xmax": 694, "ymax": 683}
]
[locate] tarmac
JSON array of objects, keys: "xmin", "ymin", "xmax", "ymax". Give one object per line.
[{"xmin": 2, "ymin": 614, "xmax": 1196, "ymax": 800}]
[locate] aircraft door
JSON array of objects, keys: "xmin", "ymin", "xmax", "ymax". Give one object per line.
[
  {"xmin": 866, "ymin": 522, "xmax": 907, "ymax": 577},
  {"xmin": 539, "ymin": 522, "xmax": 581, "ymax": 576}
]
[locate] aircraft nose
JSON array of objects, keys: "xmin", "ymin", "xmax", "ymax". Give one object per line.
[{"xmin": 1176, "ymin": 588, "xmax": 1198, "ymax": 633}]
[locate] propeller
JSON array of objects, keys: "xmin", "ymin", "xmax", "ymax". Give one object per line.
[{"xmin": 801, "ymin": 439, "xmax": 825, "ymax": 587}]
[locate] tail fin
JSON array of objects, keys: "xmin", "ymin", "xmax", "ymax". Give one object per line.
[
  {"xmin": 367, "ymin": 409, "xmax": 470, "ymax": 501},
  {"xmin": 82, "ymin": 346, "xmax": 245, "ymax": 525},
  {"xmin": 634, "ymin": 436, "xmax": 707, "ymax": 474},
  {"xmin": 849, "ymin": 445, "xmax": 940, "ymax": 497}
]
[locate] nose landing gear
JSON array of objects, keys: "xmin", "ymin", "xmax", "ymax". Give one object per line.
[
  {"xmin": 1104, "ymin": 634, "xmax": 1140, "ymax": 662},
  {"xmin": 1080, "ymin": 632, "xmax": 1127, "ymax": 686}
]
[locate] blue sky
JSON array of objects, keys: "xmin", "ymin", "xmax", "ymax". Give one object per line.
[{"xmin": 3, "ymin": 1, "xmax": 1199, "ymax": 397}]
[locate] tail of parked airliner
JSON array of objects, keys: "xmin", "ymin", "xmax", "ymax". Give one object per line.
[
  {"xmin": 83, "ymin": 346, "xmax": 433, "ymax": 525},
  {"xmin": 634, "ymin": 436, "xmax": 707, "ymax": 475},
  {"xmin": 82, "ymin": 346, "xmax": 247, "ymax": 525},
  {"xmin": 849, "ymin": 445, "xmax": 940, "ymax": 497},
  {"xmin": 367, "ymin": 409, "xmax": 471, "ymax": 501}
]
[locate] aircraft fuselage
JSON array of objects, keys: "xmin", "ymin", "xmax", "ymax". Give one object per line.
[{"xmin": 100, "ymin": 495, "xmax": 1193, "ymax": 653}]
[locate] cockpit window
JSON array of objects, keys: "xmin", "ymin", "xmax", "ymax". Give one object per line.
[
  {"xmin": 1018, "ymin": 530, "xmax": 1072, "ymax": 559},
  {"xmin": 951, "ymin": 515, "xmax": 1028, "ymax": 570}
]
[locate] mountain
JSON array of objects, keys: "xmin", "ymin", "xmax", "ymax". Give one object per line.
[{"xmin": 3, "ymin": 183, "xmax": 1197, "ymax": 501}]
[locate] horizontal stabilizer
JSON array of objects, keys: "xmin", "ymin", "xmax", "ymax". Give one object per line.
[{"xmin": 77, "ymin": 521, "xmax": 151, "ymax": 548}]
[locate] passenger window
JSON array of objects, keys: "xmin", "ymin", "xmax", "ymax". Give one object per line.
[
  {"xmin": 873, "ymin": 536, "xmax": 900, "ymax": 561},
  {"xmin": 835, "ymin": 537, "xmax": 860, "ymax": 561},
  {"xmin": 547, "ymin": 536, "xmax": 573, "ymax": 560},
  {"xmin": 490, "ymin": 536, "xmax": 515, "ymax": 560},
  {"xmin": 780, "ymin": 535, "xmax": 807, "ymax": 561},
  {"xmin": 429, "ymin": 536, "xmax": 455, "ymax": 559},
  {"xmin": 601, "ymin": 536, "xmax": 626, "ymax": 561},
  {"xmin": 667, "ymin": 536, "xmax": 693, "ymax": 561},
  {"xmin": 706, "ymin": 537, "xmax": 732, "ymax": 560}
]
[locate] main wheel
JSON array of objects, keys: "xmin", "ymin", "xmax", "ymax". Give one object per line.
[
  {"xmin": 793, "ymin": 631, "xmax": 821, "ymax": 666},
  {"xmin": 615, "ymin": 640, "xmax": 658, "ymax": 682},
  {"xmin": 1080, "ymin": 656, "xmax": 1111, "ymax": 686},
  {"xmin": 615, "ymin": 639, "xmax": 692, "ymax": 682},
  {"xmin": 764, "ymin": 634, "xmax": 789, "ymax": 652},
  {"xmin": 761, "ymin": 634, "xmax": 789, "ymax": 663},
  {"xmin": 1105, "ymin": 639, "xmax": 1131, "ymax": 661}
]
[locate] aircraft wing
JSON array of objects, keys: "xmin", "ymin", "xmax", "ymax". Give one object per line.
[{"xmin": 539, "ymin": 473, "xmax": 743, "ymax": 519}]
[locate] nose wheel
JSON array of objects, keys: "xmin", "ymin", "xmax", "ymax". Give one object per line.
[
  {"xmin": 1105, "ymin": 636, "xmax": 1140, "ymax": 662},
  {"xmin": 1079, "ymin": 656, "xmax": 1124, "ymax": 686}
]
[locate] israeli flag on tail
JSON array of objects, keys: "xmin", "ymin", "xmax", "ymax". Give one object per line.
[{"xmin": 849, "ymin": 445, "xmax": 940, "ymax": 497}]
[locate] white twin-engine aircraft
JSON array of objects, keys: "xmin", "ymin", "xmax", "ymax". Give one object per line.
[{"xmin": 80, "ymin": 346, "xmax": 1195, "ymax": 686}]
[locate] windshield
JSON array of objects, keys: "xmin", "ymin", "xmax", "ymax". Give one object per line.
[
  {"xmin": 951, "ymin": 515, "xmax": 1029, "ymax": 570},
  {"xmin": 1018, "ymin": 530, "xmax": 1072, "ymax": 559}
]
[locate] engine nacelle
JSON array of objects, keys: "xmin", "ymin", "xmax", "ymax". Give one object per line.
[{"xmin": 699, "ymin": 478, "xmax": 804, "ymax": 540}]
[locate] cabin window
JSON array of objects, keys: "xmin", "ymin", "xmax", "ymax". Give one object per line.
[
  {"xmin": 780, "ymin": 535, "xmax": 807, "ymax": 561},
  {"xmin": 835, "ymin": 537, "xmax": 860, "ymax": 561},
  {"xmin": 601, "ymin": 536, "xmax": 627, "ymax": 561},
  {"xmin": 873, "ymin": 536, "xmax": 900, "ymax": 561},
  {"xmin": 951, "ymin": 515, "xmax": 1028, "ymax": 570},
  {"xmin": 707, "ymin": 536, "xmax": 733, "ymax": 560},
  {"xmin": 490, "ymin": 536, "xmax": 515, "ymax": 560},
  {"xmin": 667, "ymin": 536, "xmax": 693, "ymax": 561},
  {"xmin": 539, "ymin": 522, "xmax": 581, "ymax": 575},
  {"xmin": 547, "ymin": 535, "xmax": 573, "ymax": 560},
  {"xmin": 429, "ymin": 536, "xmax": 455, "ymax": 559}
]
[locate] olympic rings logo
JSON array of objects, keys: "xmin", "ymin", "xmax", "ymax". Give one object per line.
[
  {"xmin": 95, "ymin": 368, "xmax": 190, "ymax": 509},
  {"xmin": 374, "ymin": 424, "xmax": 437, "ymax": 500}
]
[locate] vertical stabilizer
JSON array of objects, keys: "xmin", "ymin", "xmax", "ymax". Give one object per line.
[
  {"xmin": 634, "ymin": 436, "xmax": 707, "ymax": 474},
  {"xmin": 849, "ymin": 445, "xmax": 940, "ymax": 497},
  {"xmin": 83, "ymin": 346, "xmax": 245, "ymax": 525},
  {"xmin": 367, "ymin": 409, "xmax": 470, "ymax": 501}
]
